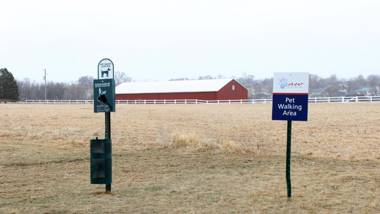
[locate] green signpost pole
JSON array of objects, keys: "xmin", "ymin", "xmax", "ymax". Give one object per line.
[
  {"xmin": 91, "ymin": 58, "xmax": 115, "ymax": 193},
  {"xmin": 286, "ymin": 120, "xmax": 292, "ymax": 198},
  {"xmin": 105, "ymin": 112, "xmax": 111, "ymax": 193}
]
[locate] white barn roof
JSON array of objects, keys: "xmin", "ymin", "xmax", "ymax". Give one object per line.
[{"xmin": 116, "ymin": 79, "xmax": 233, "ymax": 94}]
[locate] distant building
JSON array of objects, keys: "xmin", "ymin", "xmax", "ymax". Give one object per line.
[
  {"xmin": 115, "ymin": 79, "xmax": 248, "ymax": 100},
  {"xmin": 350, "ymin": 87, "xmax": 372, "ymax": 96}
]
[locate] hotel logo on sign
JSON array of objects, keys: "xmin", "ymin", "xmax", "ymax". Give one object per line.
[{"xmin": 273, "ymin": 73, "xmax": 309, "ymax": 94}]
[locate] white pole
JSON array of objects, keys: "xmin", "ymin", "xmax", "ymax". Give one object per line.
[{"xmin": 44, "ymin": 68, "xmax": 47, "ymax": 102}]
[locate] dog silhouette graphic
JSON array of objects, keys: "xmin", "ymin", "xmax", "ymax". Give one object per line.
[{"xmin": 101, "ymin": 68, "xmax": 110, "ymax": 78}]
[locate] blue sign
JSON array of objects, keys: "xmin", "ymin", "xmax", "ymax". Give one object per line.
[{"xmin": 272, "ymin": 94, "xmax": 308, "ymax": 121}]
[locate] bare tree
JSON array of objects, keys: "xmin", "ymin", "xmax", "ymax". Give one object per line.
[{"xmin": 114, "ymin": 71, "xmax": 132, "ymax": 85}]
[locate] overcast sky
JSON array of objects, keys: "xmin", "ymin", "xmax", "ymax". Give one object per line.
[{"xmin": 1, "ymin": 0, "xmax": 380, "ymax": 83}]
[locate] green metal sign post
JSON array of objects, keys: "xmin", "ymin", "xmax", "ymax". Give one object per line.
[
  {"xmin": 91, "ymin": 58, "xmax": 115, "ymax": 193},
  {"xmin": 105, "ymin": 112, "xmax": 111, "ymax": 192},
  {"xmin": 286, "ymin": 120, "xmax": 292, "ymax": 198}
]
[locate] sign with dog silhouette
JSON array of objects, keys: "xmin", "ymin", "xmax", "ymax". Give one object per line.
[
  {"xmin": 98, "ymin": 58, "xmax": 114, "ymax": 80},
  {"xmin": 94, "ymin": 58, "xmax": 115, "ymax": 113},
  {"xmin": 91, "ymin": 58, "xmax": 116, "ymax": 193}
]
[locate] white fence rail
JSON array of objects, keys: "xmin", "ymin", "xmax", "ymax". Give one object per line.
[{"xmin": 14, "ymin": 96, "xmax": 380, "ymax": 105}]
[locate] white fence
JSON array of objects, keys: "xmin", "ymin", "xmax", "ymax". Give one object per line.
[{"xmin": 15, "ymin": 96, "xmax": 380, "ymax": 105}]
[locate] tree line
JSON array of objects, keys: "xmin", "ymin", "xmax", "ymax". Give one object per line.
[
  {"xmin": 17, "ymin": 76, "xmax": 94, "ymax": 100},
  {"xmin": 16, "ymin": 71, "xmax": 131, "ymax": 100},
  {"xmin": 15, "ymin": 73, "xmax": 380, "ymax": 100},
  {"xmin": 1, "ymin": 67, "xmax": 380, "ymax": 101},
  {"xmin": 175, "ymin": 74, "xmax": 380, "ymax": 98},
  {"xmin": 172, "ymin": 74, "xmax": 380, "ymax": 98}
]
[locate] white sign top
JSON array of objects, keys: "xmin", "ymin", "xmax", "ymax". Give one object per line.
[
  {"xmin": 98, "ymin": 58, "xmax": 114, "ymax": 80},
  {"xmin": 273, "ymin": 72, "xmax": 309, "ymax": 94}
]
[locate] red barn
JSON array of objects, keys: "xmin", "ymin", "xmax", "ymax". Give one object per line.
[{"xmin": 115, "ymin": 79, "xmax": 248, "ymax": 100}]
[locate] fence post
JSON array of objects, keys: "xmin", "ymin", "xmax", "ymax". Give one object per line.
[
  {"xmin": 314, "ymin": 97, "xmax": 317, "ymax": 104},
  {"xmin": 370, "ymin": 96, "xmax": 373, "ymax": 103},
  {"xmin": 240, "ymin": 99, "xmax": 243, "ymax": 104},
  {"xmin": 196, "ymin": 99, "xmax": 198, "ymax": 104},
  {"xmin": 229, "ymin": 100, "xmax": 231, "ymax": 104},
  {"xmin": 356, "ymin": 97, "xmax": 358, "ymax": 103},
  {"xmin": 341, "ymin": 96, "xmax": 344, "ymax": 103},
  {"xmin": 217, "ymin": 100, "xmax": 220, "ymax": 104}
]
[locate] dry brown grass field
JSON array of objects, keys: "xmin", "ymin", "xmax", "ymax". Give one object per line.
[{"xmin": 1, "ymin": 103, "xmax": 380, "ymax": 213}]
